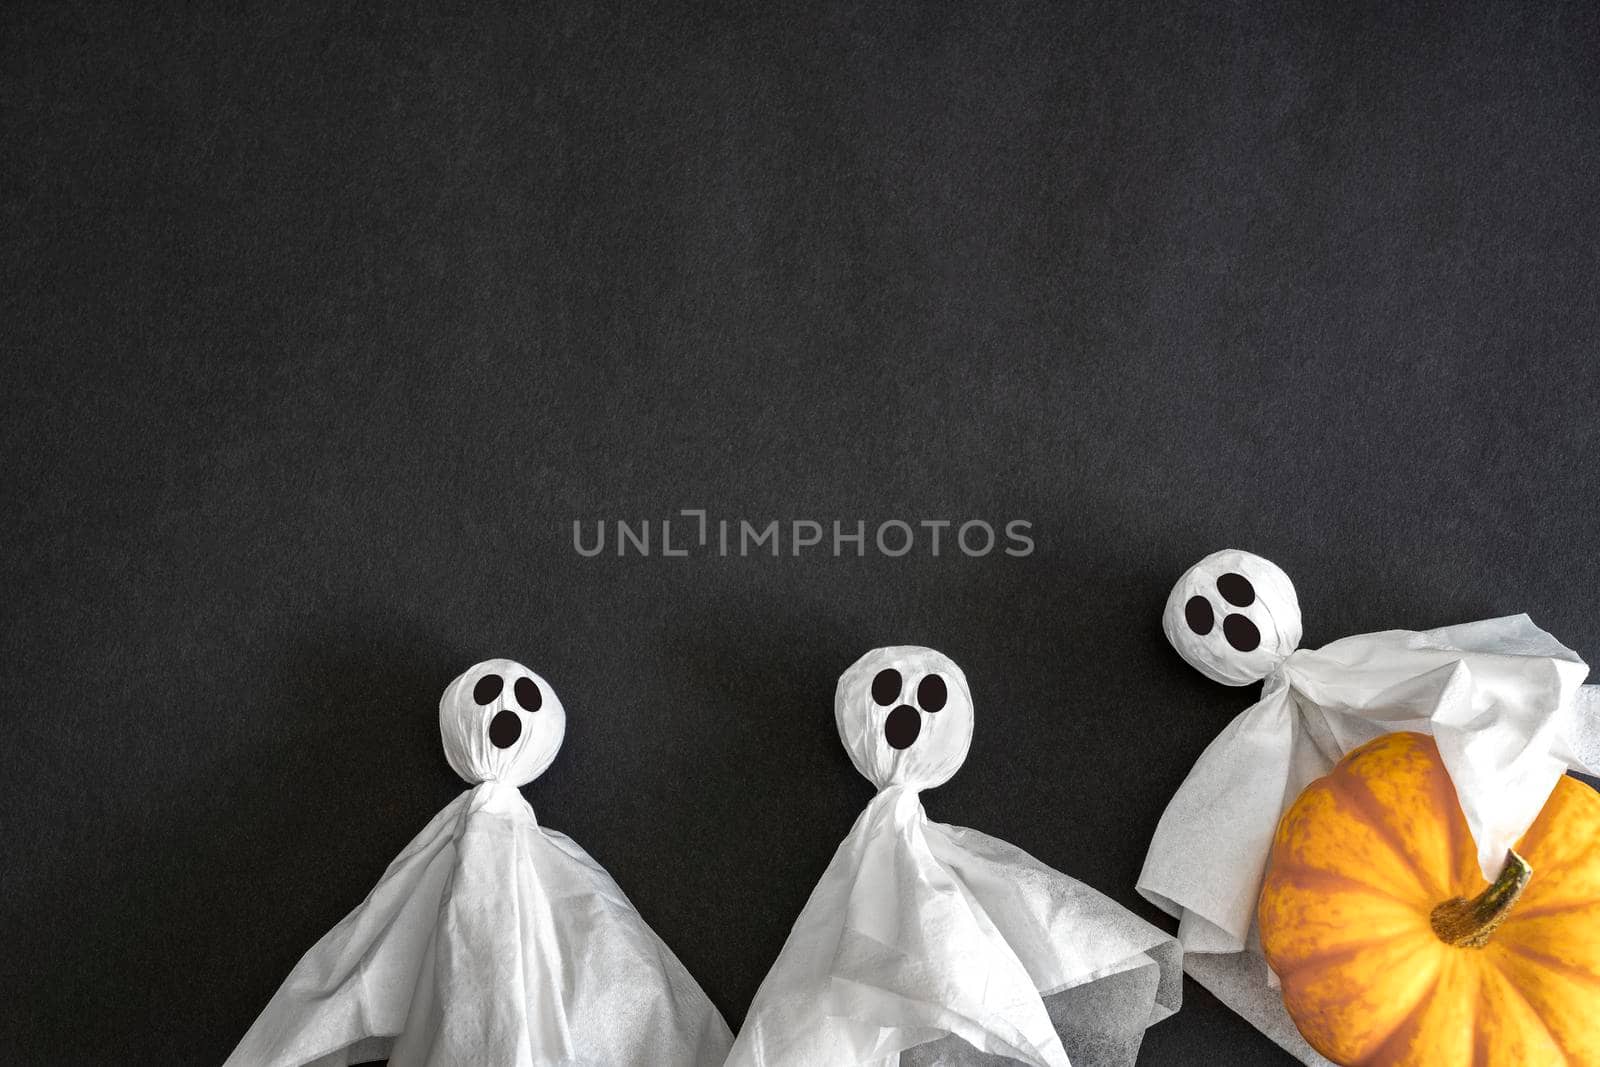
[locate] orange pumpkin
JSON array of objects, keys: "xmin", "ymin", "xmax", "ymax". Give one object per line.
[{"xmin": 1257, "ymin": 730, "xmax": 1600, "ymax": 1066}]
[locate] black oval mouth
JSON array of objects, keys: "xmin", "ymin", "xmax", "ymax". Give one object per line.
[
  {"xmin": 1223, "ymin": 613, "xmax": 1261, "ymax": 652},
  {"xmin": 489, "ymin": 709, "xmax": 522, "ymax": 749},
  {"xmin": 884, "ymin": 704, "xmax": 921, "ymax": 750}
]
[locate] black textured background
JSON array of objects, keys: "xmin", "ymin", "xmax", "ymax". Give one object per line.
[{"xmin": 5, "ymin": 3, "xmax": 1599, "ymax": 1065}]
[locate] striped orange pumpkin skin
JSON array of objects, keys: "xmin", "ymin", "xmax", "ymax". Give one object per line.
[{"xmin": 1256, "ymin": 731, "xmax": 1600, "ymax": 1067}]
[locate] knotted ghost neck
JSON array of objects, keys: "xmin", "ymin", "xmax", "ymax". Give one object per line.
[
  {"xmin": 1255, "ymin": 645, "xmax": 1298, "ymax": 685},
  {"xmin": 867, "ymin": 783, "xmax": 928, "ymax": 822},
  {"xmin": 464, "ymin": 776, "xmax": 536, "ymax": 818}
]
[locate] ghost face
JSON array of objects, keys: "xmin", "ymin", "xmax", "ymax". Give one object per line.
[
  {"xmin": 835, "ymin": 646, "xmax": 974, "ymax": 792},
  {"xmin": 439, "ymin": 658, "xmax": 566, "ymax": 786},
  {"xmin": 1163, "ymin": 550, "xmax": 1302, "ymax": 686}
]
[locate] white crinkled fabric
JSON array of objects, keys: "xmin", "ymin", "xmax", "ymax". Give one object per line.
[
  {"xmin": 729, "ymin": 646, "xmax": 1181, "ymax": 1067},
  {"xmin": 224, "ymin": 658, "xmax": 732, "ymax": 1067}
]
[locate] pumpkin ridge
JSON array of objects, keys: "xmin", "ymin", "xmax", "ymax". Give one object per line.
[
  {"xmin": 1358, "ymin": 964, "xmax": 1442, "ymax": 1067},
  {"xmin": 1500, "ymin": 899, "xmax": 1600, "ymax": 924},
  {"xmin": 1330, "ymin": 754, "xmax": 1446, "ymax": 899},
  {"xmin": 1483, "ymin": 961, "xmax": 1576, "ymax": 1066},
  {"xmin": 1511, "ymin": 778, "xmax": 1600, "ymax": 880},
  {"xmin": 1498, "ymin": 943, "xmax": 1600, "ymax": 990},
  {"xmin": 1419, "ymin": 733, "xmax": 1469, "ymax": 891},
  {"xmin": 1266, "ymin": 862, "xmax": 1424, "ymax": 910},
  {"xmin": 1270, "ymin": 928, "xmax": 1434, "ymax": 984}
]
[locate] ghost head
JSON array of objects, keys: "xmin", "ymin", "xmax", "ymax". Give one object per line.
[
  {"xmin": 1163, "ymin": 550, "xmax": 1302, "ymax": 686},
  {"xmin": 835, "ymin": 646, "xmax": 974, "ymax": 791},
  {"xmin": 439, "ymin": 658, "xmax": 566, "ymax": 786}
]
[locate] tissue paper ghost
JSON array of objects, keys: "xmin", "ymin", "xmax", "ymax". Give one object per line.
[
  {"xmin": 224, "ymin": 658, "xmax": 733, "ymax": 1067},
  {"xmin": 728, "ymin": 646, "xmax": 1181, "ymax": 1067},
  {"xmin": 1137, "ymin": 550, "xmax": 1600, "ymax": 1063}
]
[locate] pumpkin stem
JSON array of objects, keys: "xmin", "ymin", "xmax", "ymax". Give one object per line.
[{"xmin": 1429, "ymin": 850, "xmax": 1532, "ymax": 948}]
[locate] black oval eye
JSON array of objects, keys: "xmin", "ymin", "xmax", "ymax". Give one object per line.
[
  {"xmin": 473, "ymin": 673, "xmax": 503, "ymax": 705},
  {"xmin": 1184, "ymin": 596, "xmax": 1214, "ymax": 635},
  {"xmin": 1217, "ymin": 573, "xmax": 1256, "ymax": 607},
  {"xmin": 917, "ymin": 674, "xmax": 948, "ymax": 712},
  {"xmin": 1223, "ymin": 613, "xmax": 1261, "ymax": 652},
  {"xmin": 870, "ymin": 668, "xmax": 902, "ymax": 706},
  {"xmin": 488, "ymin": 709, "xmax": 522, "ymax": 748},
  {"xmin": 884, "ymin": 705, "xmax": 921, "ymax": 749},
  {"xmin": 514, "ymin": 676, "xmax": 542, "ymax": 711}
]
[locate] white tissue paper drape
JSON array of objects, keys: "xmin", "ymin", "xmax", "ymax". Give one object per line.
[
  {"xmin": 1137, "ymin": 551, "xmax": 1600, "ymax": 1065},
  {"xmin": 729, "ymin": 646, "xmax": 1181, "ymax": 1067},
  {"xmin": 224, "ymin": 658, "xmax": 732, "ymax": 1067}
]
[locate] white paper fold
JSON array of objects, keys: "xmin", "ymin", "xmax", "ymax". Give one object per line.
[
  {"xmin": 1562, "ymin": 682, "xmax": 1600, "ymax": 775},
  {"xmin": 729, "ymin": 647, "xmax": 1180, "ymax": 1066},
  {"xmin": 1139, "ymin": 551, "xmax": 1596, "ymax": 1064},
  {"xmin": 225, "ymin": 659, "xmax": 731, "ymax": 1067}
]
